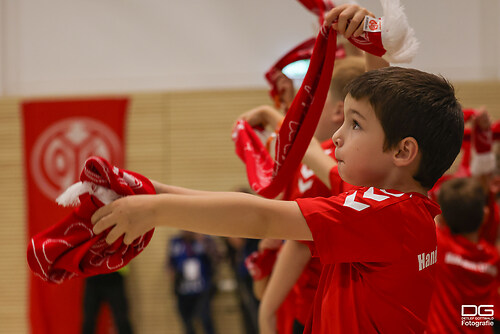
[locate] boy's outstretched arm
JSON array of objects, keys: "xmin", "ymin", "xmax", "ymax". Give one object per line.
[
  {"xmin": 151, "ymin": 180, "xmax": 213, "ymax": 196},
  {"xmin": 91, "ymin": 192, "xmax": 312, "ymax": 245}
]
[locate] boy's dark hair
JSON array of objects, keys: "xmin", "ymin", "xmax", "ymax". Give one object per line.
[
  {"xmin": 345, "ymin": 67, "xmax": 464, "ymax": 189},
  {"xmin": 437, "ymin": 178, "xmax": 486, "ymax": 234}
]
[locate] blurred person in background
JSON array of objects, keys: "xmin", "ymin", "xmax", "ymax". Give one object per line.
[{"xmin": 168, "ymin": 231, "xmax": 220, "ymax": 334}]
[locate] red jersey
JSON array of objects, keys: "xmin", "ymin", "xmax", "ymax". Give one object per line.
[
  {"xmin": 292, "ymin": 255, "xmax": 322, "ymax": 325},
  {"xmin": 426, "ymin": 226, "xmax": 500, "ymax": 334},
  {"xmin": 296, "ymin": 187, "xmax": 441, "ymax": 334}
]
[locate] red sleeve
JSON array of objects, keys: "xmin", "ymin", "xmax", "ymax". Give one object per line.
[{"xmin": 296, "ymin": 187, "xmax": 410, "ymax": 264}]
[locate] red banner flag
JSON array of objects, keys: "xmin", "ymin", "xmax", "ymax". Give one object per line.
[{"xmin": 22, "ymin": 98, "xmax": 128, "ymax": 334}]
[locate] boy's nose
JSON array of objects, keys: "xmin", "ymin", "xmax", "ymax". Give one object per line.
[{"xmin": 332, "ymin": 130, "xmax": 342, "ymax": 147}]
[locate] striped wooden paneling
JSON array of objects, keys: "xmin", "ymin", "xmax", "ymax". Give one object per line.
[
  {"xmin": 454, "ymin": 81, "xmax": 500, "ymax": 119},
  {"xmin": 0, "ymin": 98, "xmax": 28, "ymax": 333}
]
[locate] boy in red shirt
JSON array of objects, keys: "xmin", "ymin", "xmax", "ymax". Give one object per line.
[
  {"xmin": 92, "ymin": 62, "xmax": 463, "ymax": 332},
  {"xmin": 426, "ymin": 177, "xmax": 500, "ymax": 334}
]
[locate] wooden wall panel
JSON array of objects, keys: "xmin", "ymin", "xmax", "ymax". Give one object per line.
[
  {"xmin": 0, "ymin": 98, "xmax": 28, "ymax": 333},
  {"xmin": 167, "ymin": 90, "xmax": 267, "ymax": 191},
  {"xmin": 454, "ymin": 82, "xmax": 500, "ymax": 119},
  {"xmin": 124, "ymin": 93, "xmax": 176, "ymax": 334}
]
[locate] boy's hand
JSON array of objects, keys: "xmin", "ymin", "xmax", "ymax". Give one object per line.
[
  {"xmin": 237, "ymin": 105, "xmax": 284, "ymax": 130},
  {"xmin": 91, "ymin": 195, "xmax": 156, "ymax": 245},
  {"xmin": 324, "ymin": 4, "xmax": 375, "ymax": 39}
]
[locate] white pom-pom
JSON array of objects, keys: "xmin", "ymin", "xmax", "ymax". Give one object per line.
[
  {"xmin": 93, "ymin": 186, "xmax": 122, "ymax": 205},
  {"xmin": 56, "ymin": 182, "xmax": 94, "ymax": 207},
  {"xmin": 56, "ymin": 181, "xmax": 122, "ymax": 207},
  {"xmin": 380, "ymin": 0, "xmax": 419, "ymax": 63}
]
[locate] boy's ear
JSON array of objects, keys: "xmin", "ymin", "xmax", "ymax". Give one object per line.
[{"xmin": 393, "ymin": 137, "xmax": 419, "ymax": 167}]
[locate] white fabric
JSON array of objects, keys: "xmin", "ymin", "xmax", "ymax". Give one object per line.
[
  {"xmin": 56, "ymin": 181, "xmax": 122, "ymax": 207},
  {"xmin": 470, "ymin": 151, "xmax": 496, "ymax": 176},
  {"xmin": 380, "ymin": 0, "xmax": 419, "ymax": 63}
]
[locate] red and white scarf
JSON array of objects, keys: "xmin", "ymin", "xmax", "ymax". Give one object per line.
[
  {"xmin": 27, "ymin": 156, "xmax": 155, "ymax": 284},
  {"xmin": 298, "ymin": 0, "xmax": 419, "ymax": 63},
  {"xmin": 233, "ymin": 26, "xmax": 337, "ymax": 198}
]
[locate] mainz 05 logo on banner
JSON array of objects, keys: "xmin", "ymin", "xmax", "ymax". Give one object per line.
[{"xmin": 30, "ymin": 117, "xmax": 122, "ymax": 200}]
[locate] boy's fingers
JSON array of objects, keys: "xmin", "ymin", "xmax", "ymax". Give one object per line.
[
  {"xmin": 123, "ymin": 234, "xmax": 136, "ymax": 246},
  {"xmin": 336, "ymin": 5, "xmax": 358, "ymax": 35},
  {"xmin": 91, "ymin": 204, "xmax": 112, "ymax": 225},
  {"xmin": 353, "ymin": 11, "xmax": 376, "ymax": 38},
  {"xmin": 344, "ymin": 11, "xmax": 365, "ymax": 39},
  {"xmin": 353, "ymin": 24, "xmax": 365, "ymax": 38},
  {"xmin": 105, "ymin": 225, "xmax": 126, "ymax": 245},
  {"xmin": 323, "ymin": 5, "xmax": 346, "ymax": 26},
  {"xmin": 93, "ymin": 214, "xmax": 117, "ymax": 235}
]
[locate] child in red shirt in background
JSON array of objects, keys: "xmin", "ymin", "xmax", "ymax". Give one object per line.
[{"xmin": 426, "ymin": 177, "xmax": 500, "ymax": 334}]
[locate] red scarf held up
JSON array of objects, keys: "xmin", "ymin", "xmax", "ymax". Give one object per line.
[
  {"xmin": 265, "ymin": 0, "xmax": 386, "ymax": 102},
  {"xmin": 298, "ymin": 0, "xmax": 386, "ymax": 56},
  {"xmin": 233, "ymin": 26, "xmax": 337, "ymax": 199},
  {"xmin": 27, "ymin": 156, "xmax": 155, "ymax": 284}
]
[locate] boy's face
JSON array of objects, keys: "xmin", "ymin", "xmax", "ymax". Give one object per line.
[{"xmin": 333, "ymin": 94, "xmax": 394, "ymax": 188}]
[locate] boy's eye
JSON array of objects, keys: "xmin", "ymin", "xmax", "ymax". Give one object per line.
[{"xmin": 352, "ymin": 120, "xmax": 361, "ymax": 130}]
